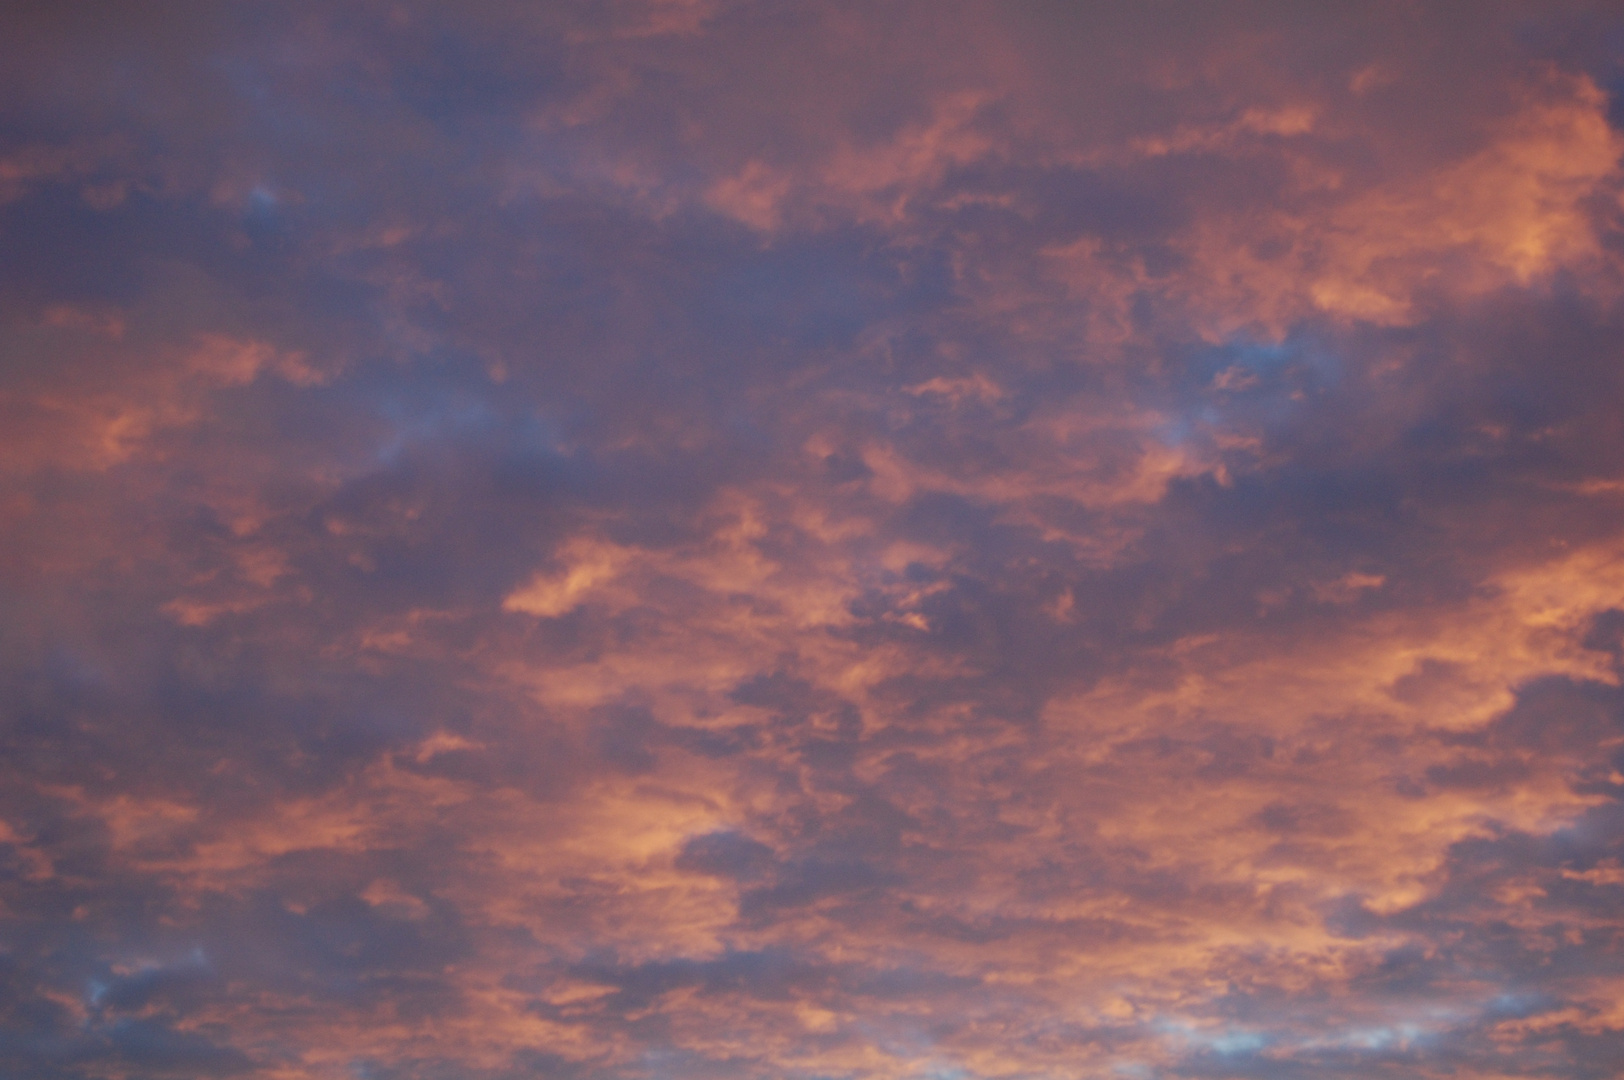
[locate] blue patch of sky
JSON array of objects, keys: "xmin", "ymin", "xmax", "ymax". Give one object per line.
[
  {"xmin": 1154, "ymin": 1017, "xmax": 1270, "ymax": 1055},
  {"xmin": 329, "ymin": 352, "xmax": 573, "ymax": 469},
  {"xmin": 1190, "ymin": 334, "xmax": 1339, "ymax": 393},
  {"xmin": 1151, "ymin": 332, "xmax": 1341, "ymax": 454}
]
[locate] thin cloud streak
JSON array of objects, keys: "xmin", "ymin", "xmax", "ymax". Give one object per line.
[{"xmin": 3, "ymin": 2, "xmax": 1624, "ymax": 1077}]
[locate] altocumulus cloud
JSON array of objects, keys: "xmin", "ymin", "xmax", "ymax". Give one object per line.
[{"xmin": 3, "ymin": 2, "xmax": 1624, "ymax": 1077}]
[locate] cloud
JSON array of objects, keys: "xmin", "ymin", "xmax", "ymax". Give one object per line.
[{"xmin": 3, "ymin": 2, "xmax": 1624, "ymax": 1078}]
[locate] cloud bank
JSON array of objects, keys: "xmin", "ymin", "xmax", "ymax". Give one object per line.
[{"xmin": 4, "ymin": 2, "xmax": 1624, "ymax": 1077}]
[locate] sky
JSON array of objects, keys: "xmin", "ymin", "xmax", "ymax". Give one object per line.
[{"xmin": 4, "ymin": 2, "xmax": 1624, "ymax": 1078}]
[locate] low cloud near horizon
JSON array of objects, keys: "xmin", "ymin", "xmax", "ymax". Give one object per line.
[{"xmin": 4, "ymin": 3, "xmax": 1624, "ymax": 1077}]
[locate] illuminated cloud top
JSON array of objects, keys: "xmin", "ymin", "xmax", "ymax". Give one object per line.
[{"xmin": 4, "ymin": 3, "xmax": 1624, "ymax": 1077}]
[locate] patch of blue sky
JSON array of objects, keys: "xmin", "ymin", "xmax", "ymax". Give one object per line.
[
  {"xmin": 85, "ymin": 948, "xmax": 212, "ymax": 1008},
  {"xmin": 1485, "ymin": 990, "xmax": 1556, "ymax": 1019},
  {"xmin": 1148, "ymin": 332, "xmax": 1342, "ymax": 463},
  {"xmin": 1186, "ymin": 333, "xmax": 1340, "ymax": 398},
  {"xmin": 247, "ymin": 184, "xmax": 279, "ymax": 212},
  {"xmin": 921, "ymin": 1065, "xmax": 973, "ymax": 1080},
  {"xmin": 1281, "ymin": 1006, "xmax": 1465, "ymax": 1054},
  {"xmin": 371, "ymin": 392, "xmax": 498, "ymax": 465},
  {"xmin": 1206, "ymin": 1029, "xmax": 1268, "ymax": 1055},
  {"xmin": 350, "ymin": 351, "xmax": 574, "ymax": 468},
  {"xmin": 1153, "ymin": 1017, "xmax": 1270, "ymax": 1056},
  {"xmin": 85, "ymin": 979, "xmax": 108, "ymax": 1008},
  {"xmin": 1155, "ymin": 1008, "xmax": 1455, "ymax": 1063},
  {"xmin": 1300, "ymin": 1021, "xmax": 1429, "ymax": 1051}
]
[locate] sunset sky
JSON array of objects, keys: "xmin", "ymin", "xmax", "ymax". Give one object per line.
[{"xmin": 6, "ymin": 3, "xmax": 1624, "ymax": 1078}]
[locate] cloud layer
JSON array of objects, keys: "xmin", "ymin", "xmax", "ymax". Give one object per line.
[{"xmin": 4, "ymin": 2, "xmax": 1624, "ymax": 1077}]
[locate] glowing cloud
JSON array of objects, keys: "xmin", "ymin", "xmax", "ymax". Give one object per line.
[{"xmin": 3, "ymin": 3, "xmax": 1624, "ymax": 1078}]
